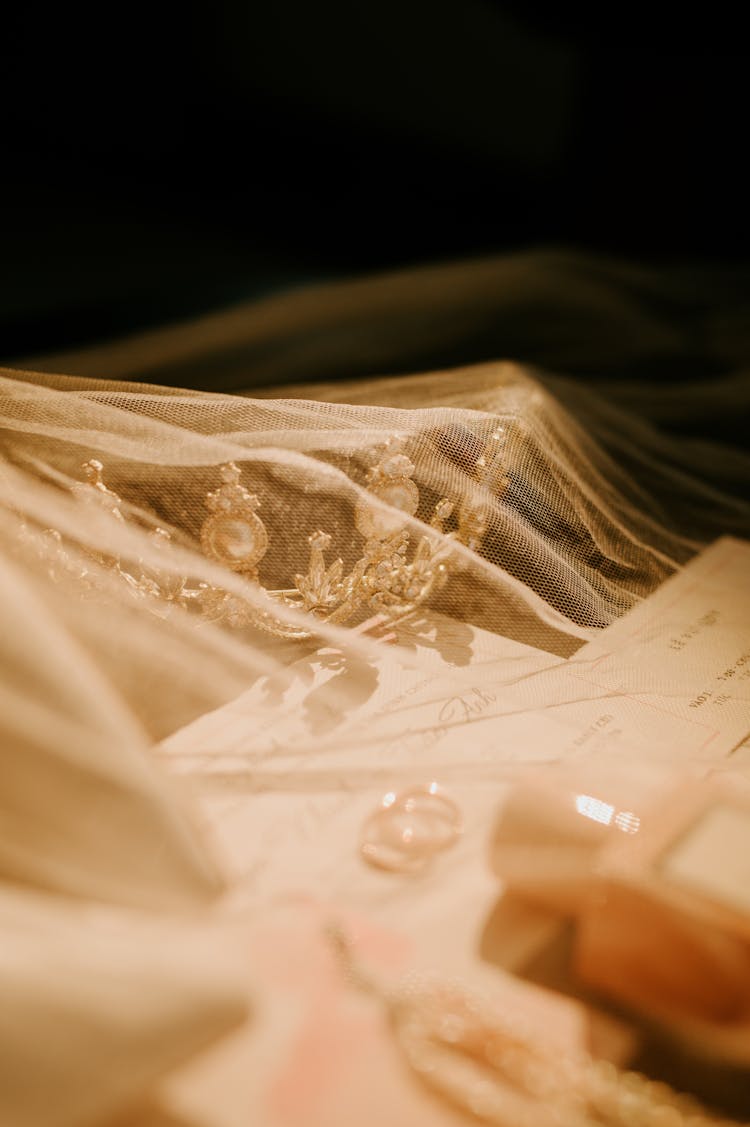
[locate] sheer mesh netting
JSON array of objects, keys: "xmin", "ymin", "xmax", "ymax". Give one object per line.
[
  {"xmin": 2, "ymin": 357, "xmax": 747, "ymax": 846},
  {"xmin": 2, "ymin": 359, "xmax": 748, "ymax": 750},
  {"xmin": 2, "ymin": 344, "xmax": 750, "ymax": 1126}
]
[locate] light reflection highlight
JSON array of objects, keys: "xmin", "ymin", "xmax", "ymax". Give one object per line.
[{"xmin": 576, "ymin": 793, "xmax": 640, "ymax": 834}]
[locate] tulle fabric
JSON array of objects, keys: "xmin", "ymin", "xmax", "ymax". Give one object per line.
[{"xmin": 1, "ymin": 251, "xmax": 749, "ymax": 1125}]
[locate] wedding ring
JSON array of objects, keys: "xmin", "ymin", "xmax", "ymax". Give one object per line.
[{"xmin": 360, "ymin": 783, "xmax": 463, "ymax": 873}]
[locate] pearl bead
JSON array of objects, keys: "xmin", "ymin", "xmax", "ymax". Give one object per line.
[{"xmin": 209, "ymin": 517, "xmax": 257, "ymax": 560}]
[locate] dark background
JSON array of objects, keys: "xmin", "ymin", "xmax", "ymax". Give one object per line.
[{"xmin": 2, "ymin": 3, "xmax": 749, "ymax": 360}]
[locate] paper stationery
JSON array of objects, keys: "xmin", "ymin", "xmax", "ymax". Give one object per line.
[
  {"xmin": 553, "ymin": 536, "xmax": 750, "ymax": 762},
  {"xmin": 160, "ymin": 537, "xmax": 750, "ymax": 938},
  {"xmin": 164, "ymin": 536, "xmax": 750, "ymax": 779}
]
